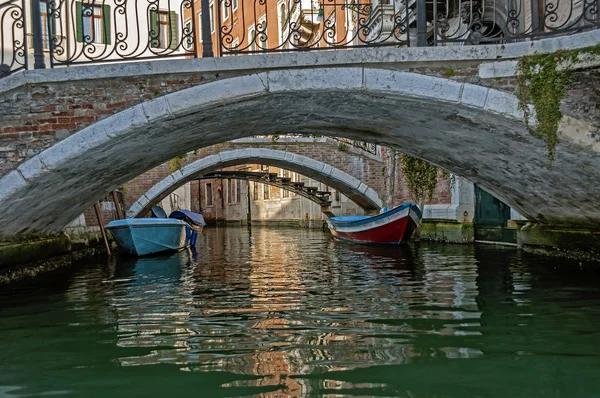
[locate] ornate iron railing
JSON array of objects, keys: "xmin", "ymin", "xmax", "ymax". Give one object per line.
[
  {"xmin": 329, "ymin": 137, "xmax": 379, "ymax": 155},
  {"xmin": 0, "ymin": 0, "xmax": 598, "ymax": 77},
  {"xmin": 217, "ymin": 0, "xmax": 599, "ymax": 54},
  {"xmin": 45, "ymin": 0, "xmax": 197, "ymax": 67},
  {"xmin": 0, "ymin": 0, "xmax": 27, "ymax": 78},
  {"xmin": 219, "ymin": 0, "xmax": 413, "ymax": 54},
  {"xmin": 434, "ymin": 0, "xmax": 600, "ymax": 45}
]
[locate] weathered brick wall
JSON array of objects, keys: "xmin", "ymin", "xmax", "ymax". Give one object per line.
[
  {"xmin": 122, "ymin": 140, "xmax": 385, "ymax": 212},
  {"xmin": 0, "ymin": 63, "xmax": 498, "ymax": 178},
  {"xmin": 381, "ymin": 147, "xmax": 451, "ymax": 208},
  {"xmin": 0, "ymin": 71, "xmax": 227, "ymax": 177}
]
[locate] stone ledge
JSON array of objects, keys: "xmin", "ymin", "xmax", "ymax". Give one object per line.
[
  {"xmin": 0, "ymin": 233, "xmax": 71, "ymax": 268},
  {"xmin": 421, "ymin": 220, "xmax": 474, "ymax": 243},
  {"xmin": 517, "ymin": 223, "xmax": 600, "ymax": 261},
  {"xmin": 1, "ymin": 30, "xmax": 598, "ymax": 95}
]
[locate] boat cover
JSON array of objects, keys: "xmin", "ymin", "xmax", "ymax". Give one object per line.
[
  {"xmin": 169, "ymin": 210, "xmax": 207, "ymax": 227},
  {"xmin": 151, "ymin": 206, "xmax": 168, "ymax": 218}
]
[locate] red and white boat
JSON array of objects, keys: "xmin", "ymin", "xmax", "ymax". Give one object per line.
[{"xmin": 326, "ymin": 203, "xmax": 422, "ymax": 245}]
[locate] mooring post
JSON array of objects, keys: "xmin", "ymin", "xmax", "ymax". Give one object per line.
[
  {"xmin": 111, "ymin": 191, "xmax": 124, "ymax": 220},
  {"xmin": 94, "ymin": 202, "xmax": 112, "ymax": 256}
]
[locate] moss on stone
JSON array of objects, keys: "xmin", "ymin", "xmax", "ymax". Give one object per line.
[
  {"xmin": 517, "ymin": 43, "xmax": 600, "ymax": 165},
  {"xmin": 420, "ymin": 220, "xmax": 474, "ymax": 243},
  {"xmin": 518, "ymin": 222, "xmax": 600, "ymax": 261},
  {"xmin": 0, "ymin": 233, "xmax": 71, "ymax": 269}
]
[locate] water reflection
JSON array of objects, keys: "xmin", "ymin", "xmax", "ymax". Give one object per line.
[{"xmin": 0, "ymin": 227, "xmax": 600, "ymax": 397}]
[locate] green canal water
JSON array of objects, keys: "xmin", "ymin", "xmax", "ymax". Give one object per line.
[{"xmin": 1, "ymin": 227, "xmax": 599, "ymax": 397}]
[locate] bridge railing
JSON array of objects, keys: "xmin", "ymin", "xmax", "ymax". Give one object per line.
[{"xmin": 1, "ymin": 0, "xmax": 598, "ymax": 78}]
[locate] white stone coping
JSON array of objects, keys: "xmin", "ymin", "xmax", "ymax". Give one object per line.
[
  {"xmin": 1, "ymin": 30, "xmax": 599, "ymax": 95},
  {"xmin": 423, "ymin": 204, "xmax": 470, "ymax": 222}
]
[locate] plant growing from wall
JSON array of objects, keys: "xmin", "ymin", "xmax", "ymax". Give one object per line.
[
  {"xmin": 401, "ymin": 154, "xmax": 440, "ymax": 207},
  {"xmin": 168, "ymin": 153, "xmax": 188, "ymax": 173},
  {"xmin": 442, "ymin": 65, "xmax": 456, "ymax": 78},
  {"xmin": 400, "ymin": 154, "xmax": 448, "ymax": 241},
  {"xmin": 516, "ymin": 44, "xmax": 600, "ymax": 165}
]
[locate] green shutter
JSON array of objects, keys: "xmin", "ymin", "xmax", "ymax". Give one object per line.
[
  {"xmin": 48, "ymin": 8, "xmax": 56, "ymax": 50},
  {"xmin": 169, "ymin": 11, "xmax": 178, "ymax": 50},
  {"xmin": 102, "ymin": 4, "xmax": 111, "ymax": 45},
  {"xmin": 150, "ymin": 10, "xmax": 158, "ymax": 48},
  {"xmin": 75, "ymin": 1, "xmax": 83, "ymax": 42}
]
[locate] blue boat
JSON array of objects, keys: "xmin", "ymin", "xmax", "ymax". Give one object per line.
[
  {"xmin": 106, "ymin": 218, "xmax": 191, "ymax": 256},
  {"xmin": 106, "ymin": 207, "xmax": 206, "ymax": 256}
]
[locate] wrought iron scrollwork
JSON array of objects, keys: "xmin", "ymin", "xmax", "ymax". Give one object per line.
[
  {"xmin": 44, "ymin": 0, "xmax": 197, "ymax": 67},
  {"xmin": 435, "ymin": 0, "xmax": 600, "ymax": 45},
  {"xmin": 0, "ymin": 0, "xmax": 27, "ymax": 77},
  {"xmin": 219, "ymin": 0, "xmax": 412, "ymax": 54},
  {"xmin": 0, "ymin": 0, "xmax": 599, "ymax": 78}
]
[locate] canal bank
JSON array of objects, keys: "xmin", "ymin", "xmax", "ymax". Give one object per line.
[{"xmin": 1, "ymin": 220, "xmax": 599, "ymax": 285}]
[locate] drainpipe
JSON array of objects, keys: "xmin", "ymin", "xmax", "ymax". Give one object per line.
[
  {"xmin": 30, "ymin": 0, "xmax": 46, "ymax": 69},
  {"xmin": 416, "ymin": 0, "xmax": 428, "ymax": 47},
  {"xmin": 200, "ymin": 0, "xmax": 214, "ymax": 57}
]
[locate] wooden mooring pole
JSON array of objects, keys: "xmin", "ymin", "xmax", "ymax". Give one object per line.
[
  {"xmin": 94, "ymin": 202, "xmax": 112, "ymax": 256},
  {"xmin": 111, "ymin": 191, "xmax": 124, "ymax": 219}
]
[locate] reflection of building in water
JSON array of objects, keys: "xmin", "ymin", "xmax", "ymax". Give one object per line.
[{"xmin": 105, "ymin": 230, "xmax": 499, "ymax": 395}]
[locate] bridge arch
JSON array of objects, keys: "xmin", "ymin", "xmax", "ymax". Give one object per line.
[
  {"xmin": 0, "ymin": 66, "xmax": 599, "ymax": 235},
  {"xmin": 128, "ymin": 148, "xmax": 383, "ymax": 217}
]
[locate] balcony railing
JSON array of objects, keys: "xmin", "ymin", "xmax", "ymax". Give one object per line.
[{"xmin": 1, "ymin": 0, "xmax": 598, "ymax": 78}]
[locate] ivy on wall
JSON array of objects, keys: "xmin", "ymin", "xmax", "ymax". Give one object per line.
[
  {"xmin": 516, "ymin": 44, "xmax": 600, "ymax": 165},
  {"xmin": 400, "ymin": 154, "xmax": 444, "ymax": 204}
]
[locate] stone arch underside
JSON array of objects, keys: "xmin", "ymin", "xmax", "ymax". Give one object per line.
[
  {"xmin": 128, "ymin": 148, "xmax": 384, "ymax": 217},
  {"xmin": 1, "ymin": 67, "xmax": 599, "ymax": 236}
]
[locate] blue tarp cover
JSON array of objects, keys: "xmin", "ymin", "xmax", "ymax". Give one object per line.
[{"xmin": 169, "ymin": 210, "xmax": 207, "ymax": 227}]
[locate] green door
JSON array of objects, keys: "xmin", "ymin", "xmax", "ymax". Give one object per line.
[{"xmin": 474, "ymin": 185, "xmax": 516, "ymax": 243}]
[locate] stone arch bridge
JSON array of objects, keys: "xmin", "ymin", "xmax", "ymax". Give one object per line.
[
  {"xmin": 123, "ymin": 137, "xmax": 385, "ymax": 218},
  {"xmin": 0, "ymin": 30, "xmax": 599, "ymax": 253},
  {"xmin": 127, "ymin": 147, "xmax": 384, "ymax": 218}
]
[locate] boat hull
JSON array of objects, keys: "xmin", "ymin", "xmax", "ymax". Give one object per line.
[
  {"xmin": 327, "ymin": 203, "xmax": 421, "ymax": 245},
  {"xmin": 106, "ymin": 218, "xmax": 190, "ymax": 256}
]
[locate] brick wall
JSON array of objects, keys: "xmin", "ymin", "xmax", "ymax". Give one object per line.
[
  {"xmin": 0, "ymin": 63, "xmax": 495, "ymax": 177},
  {"xmin": 381, "ymin": 147, "xmax": 452, "ymax": 208},
  {"xmin": 0, "ymin": 72, "xmax": 223, "ymax": 177}
]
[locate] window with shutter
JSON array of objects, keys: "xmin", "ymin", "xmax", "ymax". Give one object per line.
[
  {"xmin": 75, "ymin": 2, "xmax": 109, "ymax": 44},
  {"xmin": 151, "ymin": 10, "xmax": 178, "ymax": 49}
]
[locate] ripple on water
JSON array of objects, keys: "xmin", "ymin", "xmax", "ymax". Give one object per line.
[{"xmin": 1, "ymin": 227, "xmax": 600, "ymax": 397}]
